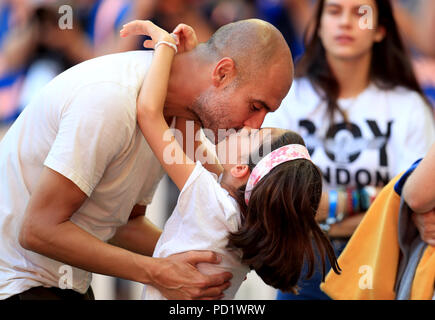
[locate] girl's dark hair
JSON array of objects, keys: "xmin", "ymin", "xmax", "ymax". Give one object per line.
[
  {"xmin": 227, "ymin": 130, "xmax": 341, "ymax": 294},
  {"xmin": 296, "ymin": 0, "xmax": 430, "ymax": 121}
]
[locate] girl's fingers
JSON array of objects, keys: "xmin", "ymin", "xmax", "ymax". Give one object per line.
[
  {"xmin": 174, "ymin": 23, "xmax": 193, "ymax": 34},
  {"xmin": 172, "ymin": 24, "xmax": 196, "ymax": 42},
  {"xmin": 120, "ymin": 26, "xmax": 140, "ymax": 37},
  {"xmin": 170, "ymin": 33, "xmax": 180, "ymax": 45},
  {"xmin": 120, "ymin": 20, "xmax": 155, "ymax": 37},
  {"xmin": 143, "ymin": 39, "xmax": 154, "ymax": 49},
  {"xmin": 174, "ymin": 26, "xmax": 193, "ymax": 42},
  {"xmin": 126, "ymin": 20, "xmax": 148, "ymax": 32},
  {"xmin": 119, "ymin": 28, "xmax": 127, "ymax": 37},
  {"xmin": 121, "ymin": 20, "xmax": 172, "ymax": 50},
  {"xmin": 172, "ymin": 23, "xmax": 186, "ymax": 34}
]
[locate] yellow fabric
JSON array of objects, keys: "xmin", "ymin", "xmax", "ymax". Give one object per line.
[
  {"xmin": 411, "ymin": 246, "xmax": 435, "ymax": 299},
  {"xmin": 320, "ymin": 174, "xmax": 435, "ymax": 300}
]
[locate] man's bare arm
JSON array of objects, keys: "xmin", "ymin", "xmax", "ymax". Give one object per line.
[
  {"xmin": 109, "ymin": 208, "xmax": 162, "ymax": 257},
  {"xmin": 19, "ymin": 167, "xmax": 231, "ymax": 299},
  {"xmin": 19, "ymin": 167, "xmax": 160, "ymax": 283}
]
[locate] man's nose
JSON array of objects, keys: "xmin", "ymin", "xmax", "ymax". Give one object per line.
[{"xmin": 243, "ymin": 109, "xmax": 268, "ymax": 129}]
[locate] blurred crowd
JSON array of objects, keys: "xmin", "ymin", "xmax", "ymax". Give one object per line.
[{"xmin": 0, "ymin": 0, "xmax": 434, "ymax": 124}]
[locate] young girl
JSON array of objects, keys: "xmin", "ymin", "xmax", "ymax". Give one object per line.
[{"xmin": 120, "ymin": 20, "xmax": 340, "ymax": 299}]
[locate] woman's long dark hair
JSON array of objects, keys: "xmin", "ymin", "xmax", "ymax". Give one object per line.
[
  {"xmin": 227, "ymin": 131, "xmax": 341, "ymax": 294},
  {"xmin": 297, "ymin": 0, "xmax": 430, "ymax": 121}
]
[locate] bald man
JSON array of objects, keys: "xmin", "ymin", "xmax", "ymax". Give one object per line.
[{"xmin": 0, "ymin": 19, "xmax": 293, "ymax": 300}]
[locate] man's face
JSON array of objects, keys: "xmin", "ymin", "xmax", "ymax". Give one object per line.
[{"xmin": 192, "ymin": 60, "xmax": 293, "ymax": 144}]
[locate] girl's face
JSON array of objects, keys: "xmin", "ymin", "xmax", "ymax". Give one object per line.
[
  {"xmin": 216, "ymin": 128, "xmax": 273, "ymax": 166},
  {"xmin": 318, "ymin": 0, "xmax": 385, "ymax": 60}
]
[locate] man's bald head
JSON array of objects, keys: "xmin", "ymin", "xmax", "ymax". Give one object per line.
[{"xmin": 197, "ymin": 19, "xmax": 293, "ymax": 82}]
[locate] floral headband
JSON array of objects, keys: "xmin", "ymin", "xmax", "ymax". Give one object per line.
[{"xmin": 244, "ymin": 144, "xmax": 312, "ymax": 204}]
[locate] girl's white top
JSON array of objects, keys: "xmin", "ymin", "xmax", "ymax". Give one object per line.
[{"xmin": 142, "ymin": 162, "xmax": 250, "ymax": 300}]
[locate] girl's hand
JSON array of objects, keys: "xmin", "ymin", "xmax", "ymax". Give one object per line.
[
  {"xmin": 120, "ymin": 20, "xmax": 198, "ymax": 54},
  {"xmin": 171, "ymin": 23, "xmax": 198, "ymax": 53},
  {"xmin": 120, "ymin": 20, "xmax": 175, "ymax": 49}
]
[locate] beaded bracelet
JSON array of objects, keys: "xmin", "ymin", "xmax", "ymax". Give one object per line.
[
  {"xmin": 352, "ymin": 189, "xmax": 360, "ymax": 213},
  {"xmin": 336, "ymin": 188, "xmax": 345, "ymax": 222},
  {"xmin": 365, "ymin": 186, "xmax": 378, "ymax": 204},
  {"xmin": 347, "ymin": 187, "xmax": 354, "ymax": 216},
  {"xmin": 327, "ymin": 190, "xmax": 338, "ymax": 225},
  {"xmin": 359, "ymin": 187, "xmax": 370, "ymax": 211},
  {"xmin": 154, "ymin": 40, "xmax": 178, "ymax": 54}
]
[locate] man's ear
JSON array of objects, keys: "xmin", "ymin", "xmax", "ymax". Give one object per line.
[
  {"xmin": 230, "ymin": 164, "xmax": 250, "ymax": 179},
  {"xmin": 212, "ymin": 57, "xmax": 236, "ymax": 87}
]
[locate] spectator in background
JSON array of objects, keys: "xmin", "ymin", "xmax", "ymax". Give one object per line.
[
  {"xmin": 44, "ymin": 0, "xmax": 145, "ymax": 64},
  {"xmin": 0, "ymin": 0, "xmax": 36, "ymax": 122},
  {"xmin": 138, "ymin": 0, "xmax": 215, "ymax": 44},
  {"xmin": 0, "ymin": 0, "xmax": 157, "ymax": 125},
  {"xmin": 320, "ymin": 142, "xmax": 435, "ymax": 300},
  {"xmin": 255, "ymin": 0, "xmax": 314, "ymax": 60},
  {"xmin": 17, "ymin": 0, "xmax": 139, "ymax": 109},
  {"xmin": 392, "ymin": 0, "xmax": 435, "ymax": 58},
  {"xmin": 201, "ymin": 0, "xmax": 315, "ymax": 61},
  {"xmin": 392, "ymin": 0, "xmax": 435, "ymax": 109},
  {"xmin": 262, "ymin": 0, "xmax": 435, "ymax": 300}
]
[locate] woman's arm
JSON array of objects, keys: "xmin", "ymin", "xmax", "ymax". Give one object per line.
[
  {"xmin": 120, "ymin": 20, "xmax": 196, "ymax": 190},
  {"xmin": 402, "ymin": 142, "xmax": 435, "ymax": 245},
  {"xmin": 316, "ymin": 191, "xmax": 364, "ymax": 237},
  {"xmin": 393, "ymin": 0, "xmax": 435, "ymax": 57},
  {"xmin": 316, "ymin": 187, "xmax": 382, "ymax": 237},
  {"xmin": 402, "ymin": 142, "xmax": 435, "ymax": 213}
]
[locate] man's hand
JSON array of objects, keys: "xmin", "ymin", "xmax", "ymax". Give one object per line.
[
  {"xmin": 150, "ymin": 251, "xmax": 232, "ymax": 300},
  {"xmin": 412, "ymin": 209, "xmax": 435, "ymax": 246}
]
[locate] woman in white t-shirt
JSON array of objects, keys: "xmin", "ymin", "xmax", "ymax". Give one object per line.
[
  {"xmin": 262, "ymin": 0, "xmax": 435, "ymax": 299},
  {"xmin": 119, "ymin": 20, "xmax": 341, "ymax": 299}
]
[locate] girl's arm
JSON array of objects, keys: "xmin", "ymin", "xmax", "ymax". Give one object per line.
[{"xmin": 120, "ymin": 21, "xmax": 196, "ymax": 190}]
